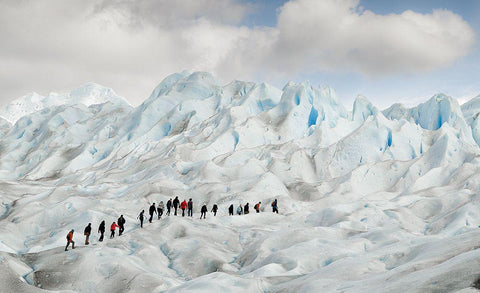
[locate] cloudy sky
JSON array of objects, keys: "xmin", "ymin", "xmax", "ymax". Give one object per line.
[{"xmin": 1, "ymin": 0, "xmax": 478, "ymax": 109}]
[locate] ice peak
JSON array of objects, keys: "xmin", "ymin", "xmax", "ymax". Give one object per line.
[
  {"xmin": 461, "ymin": 94, "xmax": 480, "ymax": 124},
  {"xmin": 415, "ymin": 93, "xmax": 463, "ymax": 130},
  {"xmin": 382, "ymin": 103, "xmax": 408, "ymax": 121},
  {"xmin": 185, "ymin": 71, "xmax": 217, "ymax": 84},
  {"xmin": 352, "ymin": 95, "xmax": 378, "ymax": 122},
  {"xmin": 433, "ymin": 93, "xmax": 450, "ymax": 102},
  {"xmin": 147, "ymin": 71, "xmax": 219, "ymax": 103},
  {"xmin": 70, "ymin": 83, "xmax": 131, "ymax": 107},
  {"xmin": 382, "ymin": 93, "xmax": 467, "ymax": 132}
]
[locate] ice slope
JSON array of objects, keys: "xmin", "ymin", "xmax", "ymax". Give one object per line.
[
  {"xmin": 462, "ymin": 95, "xmax": 480, "ymax": 147},
  {"xmin": 0, "ymin": 116, "xmax": 11, "ymax": 138},
  {"xmin": 0, "ymin": 102, "xmax": 132, "ymax": 179},
  {"xmin": 1, "ymin": 72, "xmax": 480, "ymax": 292},
  {"xmin": 382, "ymin": 94, "xmax": 474, "ymax": 143},
  {"xmin": 0, "ymin": 83, "xmax": 131, "ymax": 124}
]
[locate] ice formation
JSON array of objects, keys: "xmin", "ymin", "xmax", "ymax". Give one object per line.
[{"xmin": 1, "ymin": 72, "xmax": 480, "ymax": 292}]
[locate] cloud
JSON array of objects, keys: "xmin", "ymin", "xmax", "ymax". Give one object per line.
[
  {"xmin": 213, "ymin": 0, "xmax": 476, "ymax": 85},
  {"xmin": 0, "ymin": 0, "xmax": 261, "ymax": 105},
  {"xmin": 274, "ymin": 0, "xmax": 475, "ymax": 76},
  {"xmin": 94, "ymin": 0, "xmax": 252, "ymax": 27},
  {"xmin": 0, "ymin": 0, "xmax": 475, "ymax": 106}
]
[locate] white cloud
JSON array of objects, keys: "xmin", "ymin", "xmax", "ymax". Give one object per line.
[
  {"xmin": 94, "ymin": 0, "xmax": 252, "ymax": 27},
  {"xmin": 0, "ymin": 0, "xmax": 475, "ymax": 106},
  {"xmin": 268, "ymin": 0, "xmax": 475, "ymax": 76}
]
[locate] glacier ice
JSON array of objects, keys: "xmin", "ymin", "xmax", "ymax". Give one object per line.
[{"xmin": 1, "ymin": 72, "xmax": 480, "ymax": 292}]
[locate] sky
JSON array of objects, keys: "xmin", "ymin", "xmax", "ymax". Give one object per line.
[{"xmin": 0, "ymin": 0, "xmax": 479, "ymax": 109}]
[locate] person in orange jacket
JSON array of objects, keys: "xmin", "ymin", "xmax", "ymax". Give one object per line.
[
  {"xmin": 65, "ymin": 229, "xmax": 75, "ymax": 251},
  {"xmin": 110, "ymin": 222, "xmax": 119, "ymax": 238},
  {"xmin": 180, "ymin": 199, "xmax": 187, "ymax": 217}
]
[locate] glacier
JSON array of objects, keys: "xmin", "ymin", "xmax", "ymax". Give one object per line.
[{"xmin": 1, "ymin": 72, "xmax": 480, "ymax": 292}]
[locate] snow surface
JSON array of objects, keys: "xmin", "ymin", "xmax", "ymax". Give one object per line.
[{"xmin": 1, "ymin": 72, "xmax": 480, "ymax": 292}]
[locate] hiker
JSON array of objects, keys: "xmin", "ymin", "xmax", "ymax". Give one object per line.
[
  {"xmin": 166, "ymin": 198, "xmax": 172, "ymax": 216},
  {"xmin": 173, "ymin": 196, "xmax": 179, "ymax": 215},
  {"xmin": 254, "ymin": 202, "xmax": 261, "ymax": 213},
  {"xmin": 84, "ymin": 223, "xmax": 91, "ymax": 245},
  {"xmin": 200, "ymin": 204, "xmax": 208, "ymax": 219},
  {"xmin": 187, "ymin": 198, "xmax": 193, "ymax": 217},
  {"xmin": 272, "ymin": 199, "xmax": 278, "ymax": 213},
  {"xmin": 149, "ymin": 203, "xmax": 157, "ymax": 223},
  {"xmin": 118, "ymin": 215, "xmax": 126, "ymax": 236},
  {"xmin": 237, "ymin": 204, "xmax": 243, "ymax": 215},
  {"xmin": 211, "ymin": 204, "xmax": 218, "ymax": 216},
  {"xmin": 98, "ymin": 221, "xmax": 105, "ymax": 242},
  {"xmin": 65, "ymin": 229, "xmax": 75, "ymax": 251},
  {"xmin": 228, "ymin": 204, "xmax": 234, "ymax": 216},
  {"xmin": 110, "ymin": 222, "xmax": 119, "ymax": 238},
  {"xmin": 244, "ymin": 203, "xmax": 249, "ymax": 214},
  {"xmin": 157, "ymin": 201, "xmax": 164, "ymax": 219},
  {"xmin": 138, "ymin": 210, "xmax": 145, "ymax": 228},
  {"xmin": 180, "ymin": 199, "xmax": 187, "ymax": 217}
]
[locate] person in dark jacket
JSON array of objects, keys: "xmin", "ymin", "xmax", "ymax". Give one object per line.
[
  {"xmin": 84, "ymin": 223, "xmax": 92, "ymax": 245},
  {"xmin": 228, "ymin": 204, "xmax": 234, "ymax": 216},
  {"xmin": 244, "ymin": 203, "xmax": 249, "ymax": 214},
  {"xmin": 211, "ymin": 204, "xmax": 218, "ymax": 216},
  {"xmin": 98, "ymin": 221, "xmax": 105, "ymax": 242},
  {"xmin": 200, "ymin": 204, "xmax": 208, "ymax": 219},
  {"xmin": 166, "ymin": 198, "xmax": 172, "ymax": 216},
  {"xmin": 149, "ymin": 203, "xmax": 157, "ymax": 223},
  {"xmin": 110, "ymin": 222, "xmax": 119, "ymax": 238},
  {"xmin": 138, "ymin": 210, "xmax": 145, "ymax": 228},
  {"xmin": 157, "ymin": 201, "xmax": 164, "ymax": 219},
  {"xmin": 180, "ymin": 199, "xmax": 187, "ymax": 217},
  {"xmin": 173, "ymin": 196, "xmax": 180, "ymax": 216},
  {"xmin": 118, "ymin": 215, "xmax": 126, "ymax": 236},
  {"xmin": 65, "ymin": 229, "xmax": 75, "ymax": 251},
  {"xmin": 187, "ymin": 198, "xmax": 193, "ymax": 217},
  {"xmin": 272, "ymin": 199, "xmax": 278, "ymax": 213}
]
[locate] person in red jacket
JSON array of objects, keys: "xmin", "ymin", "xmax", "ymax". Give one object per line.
[
  {"xmin": 254, "ymin": 202, "xmax": 261, "ymax": 213},
  {"xmin": 65, "ymin": 229, "xmax": 75, "ymax": 251},
  {"xmin": 110, "ymin": 222, "xmax": 119, "ymax": 238},
  {"xmin": 180, "ymin": 199, "xmax": 187, "ymax": 217}
]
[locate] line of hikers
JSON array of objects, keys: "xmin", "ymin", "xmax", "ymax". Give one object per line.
[
  {"xmin": 228, "ymin": 199, "xmax": 277, "ymax": 215},
  {"xmin": 65, "ymin": 198, "xmax": 279, "ymax": 251},
  {"xmin": 65, "ymin": 215, "xmax": 126, "ymax": 251},
  {"xmin": 136, "ymin": 197, "xmax": 216, "ymax": 228}
]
